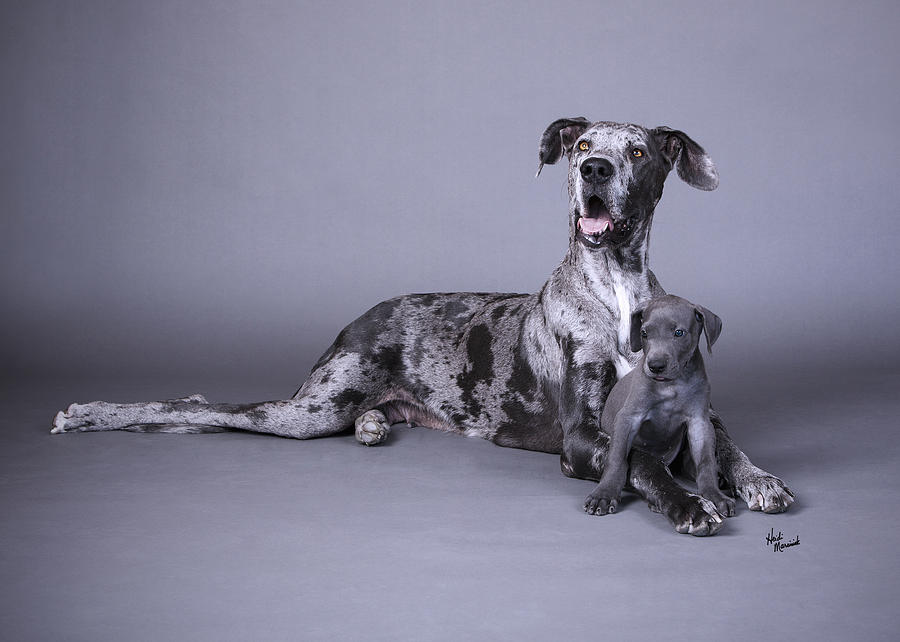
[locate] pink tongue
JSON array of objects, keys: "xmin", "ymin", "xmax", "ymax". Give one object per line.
[{"xmin": 578, "ymin": 216, "xmax": 613, "ymax": 234}]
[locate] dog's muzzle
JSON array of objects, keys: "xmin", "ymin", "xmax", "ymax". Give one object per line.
[{"xmin": 575, "ymin": 195, "xmax": 634, "ymax": 248}]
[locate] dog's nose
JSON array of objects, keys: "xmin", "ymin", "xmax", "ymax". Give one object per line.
[
  {"xmin": 580, "ymin": 157, "xmax": 615, "ymax": 183},
  {"xmin": 647, "ymin": 359, "xmax": 667, "ymax": 374}
]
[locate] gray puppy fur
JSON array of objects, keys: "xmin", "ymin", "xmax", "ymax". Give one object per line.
[
  {"xmin": 584, "ymin": 295, "xmax": 736, "ymax": 519},
  {"xmin": 52, "ymin": 119, "xmax": 794, "ymax": 536}
]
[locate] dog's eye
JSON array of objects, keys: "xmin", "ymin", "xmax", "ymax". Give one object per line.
[
  {"xmin": 640, "ymin": 329, "xmax": 647, "ymax": 338},
  {"xmin": 578, "ymin": 141, "xmax": 590, "ymax": 152},
  {"xmin": 631, "ymin": 148, "xmax": 644, "ymax": 158},
  {"xmin": 674, "ymin": 329, "xmax": 685, "ymax": 337}
]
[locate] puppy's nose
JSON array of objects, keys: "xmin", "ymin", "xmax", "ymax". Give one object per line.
[
  {"xmin": 647, "ymin": 359, "xmax": 667, "ymax": 374},
  {"xmin": 580, "ymin": 157, "xmax": 614, "ymax": 183}
]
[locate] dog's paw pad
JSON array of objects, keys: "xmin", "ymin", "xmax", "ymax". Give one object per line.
[
  {"xmin": 735, "ymin": 469, "xmax": 794, "ymax": 513},
  {"xmin": 354, "ymin": 409, "xmax": 390, "ymax": 446}
]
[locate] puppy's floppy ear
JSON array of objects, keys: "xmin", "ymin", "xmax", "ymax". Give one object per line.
[
  {"xmin": 694, "ymin": 305, "xmax": 722, "ymax": 353},
  {"xmin": 537, "ymin": 117, "xmax": 591, "ymax": 176},
  {"xmin": 629, "ymin": 307, "xmax": 645, "ymax": 353},
  {"xmin": 651, "ymin": 126, "xmax": 719, "ymax": 191}
]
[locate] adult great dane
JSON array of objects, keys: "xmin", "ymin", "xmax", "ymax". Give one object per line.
[{"xmin": 52, "ymin": 118, "xmax": 794, "ymax": 535}]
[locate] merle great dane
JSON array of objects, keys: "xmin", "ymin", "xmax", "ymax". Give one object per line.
[{"xmin": 52, "ymin": 118, "xmax": 794, "ymax": 535}]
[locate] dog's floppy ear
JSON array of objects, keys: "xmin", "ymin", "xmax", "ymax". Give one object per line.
[
  {"xmin": 537, "ymin": 117, "xmax": 591, "ymax": 176},
  {"xmin": 694, "ymin": 305, "xmax": 723, "ymax": 353},
  {"xmin": 629, "ymin": 307, "xmax": 645, "ymax": 353},
  {"xmin": 651, "ymin": 126, "xmax": 719, "ymax": 191}
]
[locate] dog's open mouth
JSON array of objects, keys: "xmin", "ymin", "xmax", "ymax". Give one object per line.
[{"xmin": 577, "ymin": 196, "xmax": 614, "ymax": 246}]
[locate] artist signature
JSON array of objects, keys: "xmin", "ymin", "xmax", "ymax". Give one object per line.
[{"xmin": 765, "ymin": 528, "xmax": 800, "ymax": 552}]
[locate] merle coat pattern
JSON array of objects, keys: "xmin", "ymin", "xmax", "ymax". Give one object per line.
[{"xmin": 52, "ymin": 119, "xmax": 794, "ymax": 535}]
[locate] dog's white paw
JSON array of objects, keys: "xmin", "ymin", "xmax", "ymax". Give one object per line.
[
  {"xmin": 354, "ymin": 409, "xmax": 391, "ymax": 446},
  {"xmin": 734, "ymin": 468, "xmax": 795, "ymax": 513}
]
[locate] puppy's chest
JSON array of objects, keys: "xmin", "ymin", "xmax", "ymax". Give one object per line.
[
  {"xmin": 633, "ymin": 393, "xmax": 690, "ymax": 458},
  {"xmin": 642, "ymin": 391, "xmax": 687, "ymax": 430}
]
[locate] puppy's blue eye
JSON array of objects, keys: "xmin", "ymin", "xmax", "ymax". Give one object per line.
[{"xmin": 674, "ymin": 329, "xmax": 685, "ymax": 337}]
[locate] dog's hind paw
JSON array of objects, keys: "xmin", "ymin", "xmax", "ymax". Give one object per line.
[
  {"xmin": 664, "ymin": 494, "xmax": 725, "ymax": 536},
  {"xmin": 354, "ymin": 409, "xmax": 391, "ymax": 446},
  {"xmin": 51, "ymin": 403, "xmax": 99, "ymax": 434},
  {"xmin": 734, "ymin": 467, "xmax": 795, "ymax": 513}
]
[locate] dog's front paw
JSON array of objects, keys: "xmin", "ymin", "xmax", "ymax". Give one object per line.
[
  {"xmin": 734, "ymin": 467, "xmax": 795, "ymax": 513},
  {"xmin": 584, "ymin": 486, "xmax": 620, "ymax": 516},
  {"xmin": 664, "ymin": 494, "xmax": 725, "ymax": 536}
]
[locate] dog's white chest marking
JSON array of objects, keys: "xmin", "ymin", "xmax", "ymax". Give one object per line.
[{"xmin": 611, "ymin": 273, "xmax": 635, "ymax": 379}]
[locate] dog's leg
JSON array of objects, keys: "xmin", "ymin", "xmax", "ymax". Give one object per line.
[
  {"xmin": 52, "ymin": 351, "xmax": 386, "ymax": 440},
  {"xmin": 686, "ymin": 417, "xmax": 736, "ymax": 517},
  {"xmin": 710, "ymin": 409, "xmax": 795, "ymax": 513},
  {"xmin": 52, "ymin": 396, "xmax": 340, "ymax": 437},
  {"xmin": 628, "ymin": 451, "xmax": 725, "ymax": 536}
]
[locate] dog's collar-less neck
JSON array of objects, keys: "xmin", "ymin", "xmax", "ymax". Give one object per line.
[{"xmin": 565, "ymin": 214, "xmax": 653, "ymax": 286}]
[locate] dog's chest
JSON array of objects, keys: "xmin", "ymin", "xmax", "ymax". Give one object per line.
[{"xmin": 608, "ymin": 271, "xmax": 639, "ymax": 378}]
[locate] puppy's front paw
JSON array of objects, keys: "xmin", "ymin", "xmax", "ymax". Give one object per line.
[
  {"xmin": 707, "ymin": 492, "xmax": 736, "ymax": 518},
  {"xmin": 734, "ymin": 467, "xmax": 795, "ymax": 513},
  {"xmin": 584, "ymin": 487, "xmax": 620, "ymax": 516}
]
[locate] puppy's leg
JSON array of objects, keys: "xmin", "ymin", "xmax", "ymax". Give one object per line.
[
  {"xmin": 711, "ymin": 410, "xmax": 795, "ymax": 513},
  {"xmin": 687, "ymin": 417, "xmax": 735, "ymax": 517},
  {"xmin": 583, "ymin": 413, "xmax": 641, "ymax": 516},
  {"xmin": 561, "ymin": 418, "xmax": 724, "ymax": 535}
]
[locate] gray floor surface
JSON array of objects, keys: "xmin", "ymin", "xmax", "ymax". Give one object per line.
[{"xmin": 2, "ymin": 367, "xmax": 898, "ymax": 641}]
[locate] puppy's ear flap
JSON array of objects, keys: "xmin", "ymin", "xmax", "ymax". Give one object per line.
[
  {"xmin": 629, "ymin": 308, "xmax": 645, "ymax": 353},
  {"xmin": 537, "ymin": 117, "xmax": 591, "ymax": 176},
  {"xmin": 694, "ymin": 305, "xmax": 722, "ymax": 353},
  {"xmin": 651, "ymin": 126, "xmax": 719, "ymax": 191}
]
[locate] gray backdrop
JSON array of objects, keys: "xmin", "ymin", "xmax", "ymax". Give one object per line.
[
  {"xmin": 4, "ymin": 0, "xmax": 899, "ymax": 384},
  {"xmin": 3, "ymin": 2, "xmax": 900, "ymax": 641}
]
